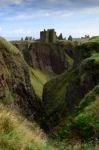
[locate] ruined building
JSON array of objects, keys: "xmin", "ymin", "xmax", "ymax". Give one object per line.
[{"xmin": 40, "ymin": 29, "xmax": 56, "ymax": 43}]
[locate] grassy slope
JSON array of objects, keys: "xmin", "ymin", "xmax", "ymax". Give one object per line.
[
  {"xmin": 29, "ymin": 68, "xmax": 53, "ymax": 99},
  {"xmin": 54, "ymin": 85, "xmax": 99, "ymax": 147},
  {"xmin": 51, "ymin": 86, "xmax": 99, "ymax": 150},
  {"xmin": 43, "ymin": 43, "xmax": 99, "ymax": 139},
  {"xmin": 43, "ymin": 69, "xmax": 76, "ymax": 115},
  {"xmin": 73, "ymin": 85, "xmax": 99, "ymax": 140},
  {"xmin": 53, "ymin": 52, "xmax": 99, "ymax": 143},
  {"xmin": 1, "ymin": 102, "xmax": 98, "ymax": 150},
  {"xmin": 0, "ymin": 37, "xmax": 20, "ymax": 55},
  {"xmin": 89, "ymin": 53, "xmax": 99, "ymax": 63},
  {"xmin": 0, "ymin": 104, "xmax": 55, "ymax": 150},
  {"xmin": 42, "ymin": 52, "xmax": 99, "ymax": 121},
  {"xmin": 89, "ymin": 36, "xmax": 99, "ymax": 42}
]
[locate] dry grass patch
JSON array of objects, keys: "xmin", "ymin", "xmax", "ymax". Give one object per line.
[{"xmin": 0, "ymin": 104, "xmax": 56, "ymax": 150}]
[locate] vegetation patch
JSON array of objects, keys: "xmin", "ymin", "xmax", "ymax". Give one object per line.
[
  {"xmin": 0, "ymin": 104, "xmax": 55, "ymax": 150},
  {"xmin": 56, "ymin": 85, "xmax": 99, "ymax": 142},
  {"xmin": 0, "ymin": 37, "xmax": 20, "ymax": 55},
  {"xmin": 29, "ymin": 67, "xmax": 53, "ymax": 98}
]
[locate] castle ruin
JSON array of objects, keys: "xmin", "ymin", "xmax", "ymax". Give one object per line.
[{"xmin": 40, "ymin": 29, "xmax": 56, "ymax": 43}]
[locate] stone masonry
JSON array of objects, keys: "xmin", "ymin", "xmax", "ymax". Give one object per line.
[{"xmin": 40, "ymin": 29, "xmax": 56, "ymax": 43}]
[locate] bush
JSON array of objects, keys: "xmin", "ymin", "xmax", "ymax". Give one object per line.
[{"xmin": 73, "ymin": 112, "xmax": 99, "ymax": 141}]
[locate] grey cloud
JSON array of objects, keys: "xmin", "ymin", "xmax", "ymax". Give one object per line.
[
  {"xmin": 0, "ymin": 0, "xmax": 99, "ymax": 13},
  {"xmin": 0, "ymin": 0, "xmax": 23, "ymax": 5},
  {"xmin": 1, "ymin": 0, "xmax": 99, "ymax": 8},
  {"xmin": 32, "ymin": 0, "xmax": 99, "ymax": 9}
]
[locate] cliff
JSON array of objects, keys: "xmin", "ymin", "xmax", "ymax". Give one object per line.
[
  {"xmin": 12, "ymin": 41, "xmax": 74, "ymax": 74},
  {"xmin": 12, "ymin": 41, "xmax": 74, "ymax": 99},
  {"xmin": 0, "ymin": 37, "xmax": 40, "ymax": 120},
  {"xmin": 41, "ymin": 44, "xmax": 99, "ymax": 131}
]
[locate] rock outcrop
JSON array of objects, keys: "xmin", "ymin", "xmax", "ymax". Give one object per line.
[
  {"xmin": 0, "ymin": 37, "xmax": 40, "ymax": 120},
  {"xmin": 13, "ymin": 41, "xmax": 74, "ymax": 74}
]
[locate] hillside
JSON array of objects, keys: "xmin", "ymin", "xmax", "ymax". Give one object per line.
[
  {"xmin": 89, "ymin": 36, "xmax": 99, "ymax": 42},
  {"xmin": 0, "ymin": 37, "xmax": 50, "ymax": 149},
  {"xmin": 12, "ymin": 39, "xmax": 99, "ymax": 137},
  {"xmin": 0, "ymin": 37, "xmax": 41, "ymax": 120},
  {"xmin": 0, "ymin": 104, "xmax": 55, "ymax": 150},
  {"xmin": 29, "ymin": 67, "xmax": 52, "ymax": 98},
  {"xmin": 40, "ymin": 42, "xmax": 99, "ymax": 148},
  {"xmin": 12, "ymin": 41, "xmax": 74, "ymax": 74},
  {"xmin": 41, "ymin": 52, "xmax": 99, "ymax": 130},
  {"xmin": 55, "ymin": 85, "xmax": 99, "ymax": 143},
  {"xmin": 11, "ymin": 40, "xmax": 74, "ymax": 99},
  {"xmin": 0, "ymin": 37, "xmax": 99, "ymax": 149}
]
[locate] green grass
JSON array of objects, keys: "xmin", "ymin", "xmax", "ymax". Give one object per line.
[
  {"xmin": 77, "ymin": 85, "xmax": 99, "ymax": 116},
  {"xmin": 73, "ymin": 85, "xmax": 99, "ymax": 140},
  {"xmin": 41, "ymin": 68, "xmax": 78, "ymax": 131},
  {"xmin": 2, "ymin": 88, "xmax": 14, "ymax": 105},
  {"xmin": 0, "ymin": 37, "xmax": 20, "ymax": 55},
  {"xmin": 90, "ymin": 53, "xmax": 99, "ymax": 63},
  {"xmin": 56, "ymin": 85, "xmax": 99, "ymax": 142},
  {"xmin": 89, "ymin": 36, "xmax": 99, "ymax": 42},
  {"xmin": 0, "ymin": 103, "xmax": 99, "ymax": 150},
  {"xmin": 80, "ymin": 52, "xmax": 99, "ymax": 76},
  {"xmin": 43, "ymin": 69, "xmax": 75, "ymax": 115},
  {"xmin": 54, "ymin": 142, "xmax": 99, "ymax": 150},
  {"xmin": 0, "ymin": 104, "xmax": 56, "ymax": 150},
  {"xmin": 29, "ymin": 67, "xmax": 53, "ymax": 98},
  {"xmin": 64, "ymin": 53, "xmax": 74, "ymax": 68}
]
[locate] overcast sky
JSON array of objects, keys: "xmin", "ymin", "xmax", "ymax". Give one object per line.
[{"xmin": 0, "ymin": 0, "xmax": 99, "ymax": 40}]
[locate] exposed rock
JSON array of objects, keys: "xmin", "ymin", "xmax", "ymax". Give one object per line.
[
  {"xmin": 13, "ymin": 42, "xmax": 74, "ymax": 74},
  {"xmin": 0, "ymin": 37, "xmax": 40, "ymax": 120}
]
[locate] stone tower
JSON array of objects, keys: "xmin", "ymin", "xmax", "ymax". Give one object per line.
[{"xmin": 40, "ymin": 29, "xmax": 56, "ymax": 43}]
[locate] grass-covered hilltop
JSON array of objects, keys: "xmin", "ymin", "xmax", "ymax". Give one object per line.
[{"xmin": 0, "ymin": 36, "xmax": 99, "ymax": 150}]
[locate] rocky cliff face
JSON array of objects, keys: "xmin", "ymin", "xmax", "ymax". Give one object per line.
[
  {"xmin": 13, "ymin": 41, "xmax": 74, "ymax": 74},
  {"xmin": 0, "ymin": 38, "xmax": 40, "ymax": 120},
  {"xmin": 29, "ymin": 43, "xmax": 67, "ymax": 74}
]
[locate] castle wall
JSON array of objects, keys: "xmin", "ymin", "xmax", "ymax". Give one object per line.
[
  {"xmin": 40, "ymin": 29, "xmax": 56, "ymax": 43},
  {"xmin": 40, "ymin": 31, "xmax": 47, "ymax": 43},
  {"xmin": 48, "ymin": 29, "xmax": 56, "ymax": 43}
]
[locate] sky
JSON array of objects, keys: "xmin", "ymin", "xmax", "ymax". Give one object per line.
[{"xmin": 0, "ymin": 0, "xmax": 99, "ymax": 40}]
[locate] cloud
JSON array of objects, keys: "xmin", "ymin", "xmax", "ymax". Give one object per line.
[
  {"xmin": 0, "ymin": 0, "xmax": 99, "ymax": 39},
  {"xmin": 0, "ymin": 0, "xmax": 23, "ymax": 6},
  {"xmin": 4, "ymin": 5, "xmax": 99, "ymax": 23},
  {"xmin": 1, "ymin": 0, "xmax": 99, "ymax": 10},
  {"xmin": 1, "ymin": 0, "xmax": 99, "ymax": 15},
  {"xmin": 37, "ymin": 0, "xmax": 99, "ymax": 9},
  {"xmin": 9, "ymin": 0, "xmax": 23, "ymax": 5},
  {"xmin": 5, "ymin": 10, "xmax": 74, "ymax": 21},
  {"xmin": 0, "ymin": 27, "xmax": 2, "ymax": 32},
  {"xmin": 8, "ymin": 28, "xmax": 32, "ymax": 35}
]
